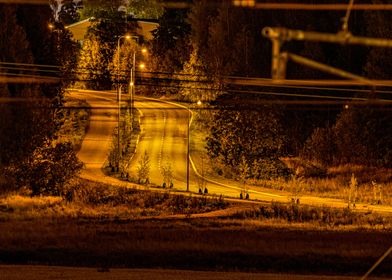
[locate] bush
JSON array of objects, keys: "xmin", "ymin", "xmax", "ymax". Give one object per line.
[
  {"xmin": 301, "ymin": 126, "xmax": 336, "ymax": 166},
  {"xmin": 254, "ymin": 158, "xmax": 291, "ymax": 180},
  {"xmin": 16, "ymin": 142, "xmax": 83, "ymax": 196}
]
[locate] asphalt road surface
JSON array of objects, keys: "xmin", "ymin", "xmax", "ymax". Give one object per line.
[{"xmin": 68, "ymin": 89, "xmax": 392, "ymax": 213}]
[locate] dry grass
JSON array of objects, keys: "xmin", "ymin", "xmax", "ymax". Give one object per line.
[
  {"xmin": 0, "ymin": 179, "xmax": 391, "ymax": 276},
  {"xmin": 0, "ymin": 179, "xmax": 228, "ymax": 222},
  {"xmin": 190, "ymin": 128, "xmax": 392, "ymax": 206}
]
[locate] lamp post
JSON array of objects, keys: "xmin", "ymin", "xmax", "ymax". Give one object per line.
[
  {"xmin": 116, "ymin": 34, "xmax": 131, "ymax": 169},
  {"xmin": 186, "ymin": 106, "xmax": 190, "ymax": 192},
  {"xmin": 186, "ymin": 100, "xmax": 202, "ymax": 192},
  {"xmin": 128, "ymin": 36, "xmax": 147, "ymax": 131}
]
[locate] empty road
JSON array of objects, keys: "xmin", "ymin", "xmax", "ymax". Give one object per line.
[{"xmin": 68, "ymin": 89, "xmax": 392, "ymax": 213}]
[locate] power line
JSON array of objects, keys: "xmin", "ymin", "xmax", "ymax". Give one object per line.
[
  {"xmin": 0, "ymin": 62, "xmax": 61, "ymax": 69},
  {"xmin": 161, "ymin": 1, "xmax": 392, "ymax": 11}
]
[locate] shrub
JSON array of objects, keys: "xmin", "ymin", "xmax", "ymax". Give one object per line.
[
  {"xmin": 16, "ymin": 142, "xmax": 83, "ymax": 196},
  {"xmin": 301, "ymin": 126, "xmax": 336, "ymax": 166}
]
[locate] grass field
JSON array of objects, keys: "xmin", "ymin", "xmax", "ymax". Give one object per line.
[{"xmin": 0, "ymin": 179, "xmax": 391, "ymax": 277}]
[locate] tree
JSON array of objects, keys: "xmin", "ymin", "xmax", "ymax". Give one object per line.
[
  {"xmin": 179, "ymin": 47, "xmax": 218, "ymax": 102},
  {"xmin": 0, "ymin": 5, "xmax": 46, "ymax": 168},
  {"xmin": 58, "ymin": 0, "xmax": 80, "ymax": 24},
  {"xmin": 126, "ymin": 0, "xmax": 163, "ymax": 19},
  {"xmin": 206, "ymin": 94, "xmax": 288, "ymax": 179},
  {"xmin": 75, "ymin": 9, "xmax": 137, "ymax": 90},
  {"xmin": 110, "ymin": 39, "xmax": 138, "ymax": 88},
  {"xmin": 137, "ymin": 151, "xmax": 151, "ymax": 183},
  {"xmin": 78, "ymin": 0, "xmax": 124, "ymax": 19},
  {"xmin": 301, "ymin": 126, "xmax": 336, "ymax": 166},
  {"xmin": 16, "ymin": 142, "xmax": 83, "ymax": 196},
  {"xmin": 148, "ymin": 8, "xmax": 191, "ymax": 96},
  {"xmin": 150, "ymin": 8, "xmax": 191, "ymax": 73},
  {"xmin": 161, "ymin": 161, "xmax": 173, "ymax": 188},
  {"xmin": 77, "ymin": 37, "xmax": 110, "ymax": 89},
  {"xmin": 301, "ymin": 103, "xmax": 392, "ymax": 167},
  {"xmin": 0, "ymin": 4, "xmax": 82, "ymax": 195}
]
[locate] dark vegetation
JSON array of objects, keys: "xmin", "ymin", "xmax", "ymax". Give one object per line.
[
  {"xmin": 64, "ymin": 179, "xmax": 228, "ymax": 215},
  {"xmin": 1, "ymin": 222, "xmax": 391, "ymax": 277},
  {"xmin": 0, "ymin": 4, "xmax": 81, "ymax": 196}
]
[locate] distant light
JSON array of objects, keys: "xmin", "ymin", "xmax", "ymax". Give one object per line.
[
  {"xmin": 233, "ymin": 0, "xmax": 255, "ymax": 7},
  {"xmin": 48, "ymin": 23, "xmax": 54, "ymax": 30},
  {"xmin": 197, "ymin": 100, "xmax": 202, "ymax": 106},
  {"xmin": 141, "ymin": 48, "xmax": 147, "ymax": 54},
  {"xmin": 344, "ymin": 104, "xmax": 349, "ymax": 109},
  {"xmin": 130, "ymin": 82, "xmax": 134, "ymax": 86},
  {"xmin": 139, "ymin": 63, "xmax": 145, "ymax": 69},
  {"xmin": 125, "ymin": 34, "xmax": 131, "ymax": 40}
]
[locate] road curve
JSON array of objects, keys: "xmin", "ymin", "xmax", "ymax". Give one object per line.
[
  {"xmin": 67, "ymin": 90, "xmax": 392, "ymax": 213},
  {"xmin": 131, "ymin": 97, "xmax": 392, "ymax": 213}
]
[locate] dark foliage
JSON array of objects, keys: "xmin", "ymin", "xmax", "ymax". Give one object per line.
[
  {"xmin": 302, "ymin": 104, "xmax": 392, "ymax": 167},
  {"xmin": 206, "ymin": 93, "xmax": 290, "ymax": 179},
  {"xmin": 0, "ymin": 4, "xmax": 82, "ymax": 195}
]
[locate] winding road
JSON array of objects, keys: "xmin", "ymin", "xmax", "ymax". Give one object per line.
[{"xmin": 68, "ymin": 89, "xmax": 392, "ymax": 213}]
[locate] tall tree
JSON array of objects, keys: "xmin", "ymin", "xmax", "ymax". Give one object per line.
[
  {"xmin": 58, "ymin": 0, "xmax": 81, "ymax": 24},
  {"xmin": 150, "ymin": 8, "xmax": 190, "ymax": 73},
  {"xmin": 0, "ymin": 4, "xmax": 82, "ymax": 195}
]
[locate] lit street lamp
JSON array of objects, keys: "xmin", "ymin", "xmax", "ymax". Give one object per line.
[
  {"xmin": 116, "ymin": 34, "xmax": 131, "ymax": 168},
  {"xmin": 129, "ymin": 37, "xmax": 147, "ymax": 132},
  {"xmin": 48, "ymin": 23, "xmax": 60, "ymax": 52}
]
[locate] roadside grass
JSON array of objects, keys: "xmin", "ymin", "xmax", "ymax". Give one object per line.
[
  {"xmin": 0, "ymin": 179, "xmax": 228, "ymax": 221},
  {"xmin": 1, "ymin": 179, "xmax": 391, "ymax": 229},
  {"xmin": 190, "ymin": 125, "xmax": 392, "ymax": 205},
  {"xmin": 230, "ymin": 202, "xmax": 391, "ymax": 230},
  {"xmin": 57, "ymin": 97, "xmax": 91, "ymax": 150},
  {"xmin": 0, "ymin": 178, "xmax": 391, "ymax": 276}
]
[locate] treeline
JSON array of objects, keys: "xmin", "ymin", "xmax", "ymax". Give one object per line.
[{"xmin": 0, "ymin": 4, "xmax": 81, "ymax": 195}]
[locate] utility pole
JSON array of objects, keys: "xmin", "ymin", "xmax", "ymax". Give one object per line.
[{"xmin": 262, "ymin": 27, "xmax": 392, "ymax": 82}]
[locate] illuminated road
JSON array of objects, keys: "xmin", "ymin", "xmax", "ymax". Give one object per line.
[
  {"xmin": 127, "ymin": 98, "xmax": 190, "ymax": 189},
  {"xmin": 129, "ymin": 97, "xmax": 286, "ymax": 200},
  {"xmin": 67, "ymin": 89, "xmax": 118, "ymax": 179},
  {"xmin": 68, "ymin": 90, "xmax": 392, "ymax": 213}
]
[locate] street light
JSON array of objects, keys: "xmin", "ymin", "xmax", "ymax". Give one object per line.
[
  {"xmin": 116, "ymin": 34, "xmax": 131, "ymax": 169},
  {"xmin": 129, "ymin": 43, "xmax": 147, "ymax": 131},
  {"xmin": 186, "ymin": 100, "xmax": 202, "ymax": 192},
  {"xmin": 48, "ymin": 23, "xmax": 60, "ymax": 52}
]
